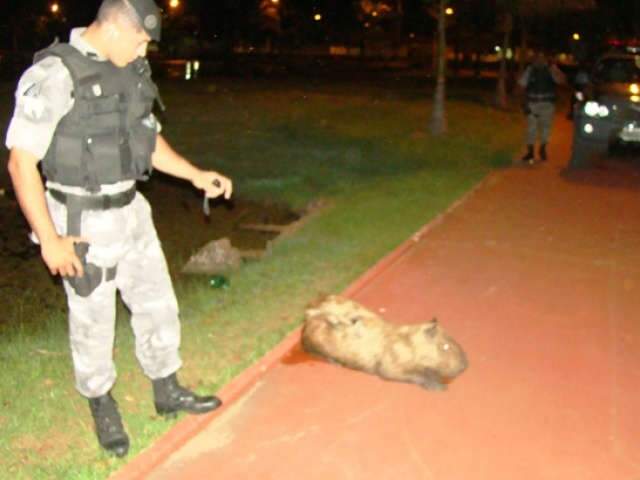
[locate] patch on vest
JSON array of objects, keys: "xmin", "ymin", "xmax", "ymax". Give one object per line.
[
  {"xmin": 92, "ymin": 84, "xmax": 102, "ymax": 97},
  {"xmin": 142, "ymin": 114, "xmax": 157, "ymax": 130},
  {"xmin": 144, "ymin": 15, "xmax": 158, "ymax": 31}
]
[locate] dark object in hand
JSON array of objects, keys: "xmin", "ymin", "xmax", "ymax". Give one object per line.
[
  {"xmin": 203, "ymin": 179, "xmax": 223, "ymax": 217},
  {"xmin": 67, "ymin": 242, "xmax": 102, "ymax": 297}
]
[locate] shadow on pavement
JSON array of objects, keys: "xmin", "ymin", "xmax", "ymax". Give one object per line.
[{"xmin": 560, "ymin": 158, "xmax": 640, "ymax": 191}]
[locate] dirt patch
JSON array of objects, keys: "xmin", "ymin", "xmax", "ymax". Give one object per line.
[
  {"xmin": 0, "ymin": 191, "xmax": 39, "ymax": 262},
  {"xmin": 143, "ymin": 175, "xmax": 298, "ymax": 249},
  {"xmin": 10, "ymin": 428, "xmax": 80, "ymax": 465},
  {"xmin": 0, "ymin": 191, "xmax": 61, "ymax": 325},
  {"xmin": 0, "ymin": 176, "xmax": 302, "ymax": 328},
  {"xmin": 141, "ymin": 175, "xmax": 302, "ymax": 275}
]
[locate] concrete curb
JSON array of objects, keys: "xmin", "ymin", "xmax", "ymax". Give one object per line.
[{"xmin": 110, "ymin": 175, "xmax": 490, "ymax": 480}]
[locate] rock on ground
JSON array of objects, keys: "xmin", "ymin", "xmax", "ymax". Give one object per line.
[{"xmin": 182, "ymin": 238, "xmax": 242, "ymax": 274}]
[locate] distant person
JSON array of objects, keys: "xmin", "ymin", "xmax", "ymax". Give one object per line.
[
  {"xmin": 6, "ymin": 0, "xmax": 232, "ymax": 457},
  {"xmin": 518, "ymin": 52, "xmax": 567, "ymax": 163},
  {"xmin": 567, "ymin": 66, "xmax": 591, "ymax": 119}
]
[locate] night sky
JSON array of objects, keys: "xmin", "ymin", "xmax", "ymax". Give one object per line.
[{"xmin": 0, "ymin": 1, "xmax": 636, "ymax": 55}]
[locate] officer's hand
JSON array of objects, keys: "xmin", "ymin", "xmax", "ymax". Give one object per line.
[
  {"xmin": 193, "ymin": 171, "xmax": 233, "ymax": 200},
  {"xmin": 41, "ymin": 236, "xmax": 85, "ymax": 278}
]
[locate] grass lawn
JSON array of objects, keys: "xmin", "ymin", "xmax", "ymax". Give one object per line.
[{"xmin": 0, "ymin": 74, "xmax": 522, "ymax": 479}]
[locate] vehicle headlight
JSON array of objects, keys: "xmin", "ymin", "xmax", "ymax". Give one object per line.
[
  {"xmin": 584, "ymin": 101, "xmax": 610, "ymax": 118},
  {"xmin": 630, "ymin": 83, "xmax": 640, "ymax": 95}
]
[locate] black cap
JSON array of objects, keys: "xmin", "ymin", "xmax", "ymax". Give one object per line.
[{"xmin": 128, "ymin": 0, "xmax": 162, "ymax": 41}]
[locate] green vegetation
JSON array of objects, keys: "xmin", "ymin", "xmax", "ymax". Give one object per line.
[{"xmin": 0, "ymin": 76, "xmax": 521, "ymax": 479}]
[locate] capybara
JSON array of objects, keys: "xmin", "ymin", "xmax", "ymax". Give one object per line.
[{"xmin": 302, "ymin": 296, "xmax": 468, "ymax": 391}]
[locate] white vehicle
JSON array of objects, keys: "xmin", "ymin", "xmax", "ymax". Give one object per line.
[{"xmin": 570, "ymin": 51, "xmax": 640, "ymax": 167}]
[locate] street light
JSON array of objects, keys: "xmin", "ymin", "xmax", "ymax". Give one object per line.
[
  {"xmin": 169, "ymin": 0, "xmax": 180, "ymax": 9},
  {"xmin": 572, "ymin": 32, "xmax": 581, "ymax": 41},
  {"xmin": 314, "ymin": 13, "xmax": 322, "ymax": 21},
  {"xmin": 50, "ymin": 2, "xmax": 60, "ymax": 14},
  {"xmin": 445, "ymin": 7, "xmax": 454, "ymax": 15}
]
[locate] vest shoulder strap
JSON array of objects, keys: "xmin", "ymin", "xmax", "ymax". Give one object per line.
[{"xmin": 34, "ymin": 43, "xmax": 106, "ymax": 93}]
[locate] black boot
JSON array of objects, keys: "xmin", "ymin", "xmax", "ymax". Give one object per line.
[
  {"xmin": 521, "ymin": 145, "xmax": 535, "ymax": 164},
  {"xmin": 153, "ymin": 373, "xmax": 222, "ymax": 416},
  {"xmin": 88, "ymin": 393, "xmax": 129, "ymax": 457},
  {"xmin": 539, "ymin": 143, "xmax": 547, "ymax": 161}
]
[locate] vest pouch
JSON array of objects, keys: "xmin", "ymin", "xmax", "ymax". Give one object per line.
[
  {"xmin": 128, "ymin": 89, "xmax": 157, "ymax": 123},
  {"xmin": 83, "ymin": 94, "xmax": 122, "ymax": 129},
  {"xmin": 45, "ymin": 133, "xmax": 85, "ymax": 185},
  {"xmin": 86, "ymin": 131, "xmax": 124, "ymax": 183},
  {"xmin": 129, "ymin": 125, "xmax": 156, "ymax": 177}
]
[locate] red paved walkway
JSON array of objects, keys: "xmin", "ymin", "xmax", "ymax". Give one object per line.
[{"xmin": 113, "ymin": 117, "xmax": 640, "ymax": 480}]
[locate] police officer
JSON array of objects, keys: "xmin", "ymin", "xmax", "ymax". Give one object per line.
[
  {"xmin": 518, "ymin": 52, "xmax": 567, "ymax": 163},
  {"xmin": 6, "ymin": 0, "xmax": 232, "ymax": 457}
]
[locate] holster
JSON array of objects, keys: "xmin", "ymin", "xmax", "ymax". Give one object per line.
[{"xmin": 65, "ymin": 242, "xmax": 116, "ymax": 298}]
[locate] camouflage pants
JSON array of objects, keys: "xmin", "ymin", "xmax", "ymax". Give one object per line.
[
  {"xmin": 526, "ymin": 101, "xmax": 556, "ymax": 145},
  {"xmin": 46, "ymin": 191, "xmax": 182, "ymax": 398}
]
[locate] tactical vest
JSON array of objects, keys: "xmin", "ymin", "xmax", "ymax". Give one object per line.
[
  {"xmin": 526, "ymin": 65, "xmax": 557, "ymax": 103},
  {"xmin": 34, "ymin": 43, "xmax": 161, "ymax": 192}
]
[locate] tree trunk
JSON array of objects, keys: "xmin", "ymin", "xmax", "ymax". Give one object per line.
[
  {"xmin": 519, "ymin": 22, "xmax": 529, "ymax": 75},
  {"xmin": 496, "ymin": 29, "xmax": 510, "ymax": 109},
  {"xmin": 222, "ymin": 4, "xmax": 238, "ymax": 74},
  {"xmin": 473, "ymin": 51, "xmax": 481, "ymax": 78},
  {"xmin": 430, "ymin": 0, "xmax": 447, "ymax": 136},
  {"xmin": 396, "ymin": 0, "xmax": 405, "ymax": 49}
]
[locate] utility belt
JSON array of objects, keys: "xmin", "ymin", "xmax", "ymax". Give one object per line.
[
  {"xmin": 48, "ymin": 186, "xmax": 137, "ymax": 235},
  {"xmin": 48, "ymin": 186, "xmax": 137, "ymax": 297},
  {"xmin": 527, "ymin": 93, "xmax": 556, "ymax": 103}
]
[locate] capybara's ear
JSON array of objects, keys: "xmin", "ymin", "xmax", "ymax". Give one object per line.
[
  {"xmin": 306, "ymin": 293, "xmax": 330, "ymax": 309},
  {"xmin": 423, "ymin": 321, "xmax": 438, "ymax": 338}
]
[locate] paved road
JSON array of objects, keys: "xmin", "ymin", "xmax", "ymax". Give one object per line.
[{"xmin": 113, "ymin": 114, "xmax": 640, "ymax": 480}]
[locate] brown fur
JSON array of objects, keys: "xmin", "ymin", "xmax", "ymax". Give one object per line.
[{"xmin": 301, "ymin": 296, "xmax": 468, "ymax": 391}]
